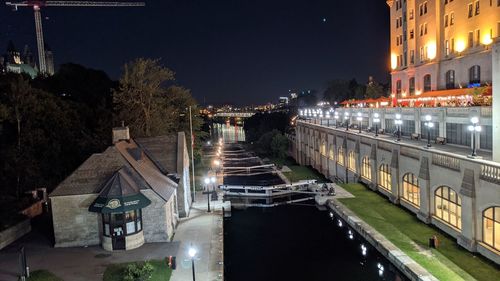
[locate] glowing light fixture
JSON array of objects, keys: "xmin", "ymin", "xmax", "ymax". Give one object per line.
[
  {"xmin": 456, "ymin": 39, "xmax": 466, "ymax": 53},
  {"xmin": 427, "ymin": 42, "xmax": 437, "ymax": 60},
  {"xmin": 390, "ymin": 54, "xmax": 398, "ymax": 70}
]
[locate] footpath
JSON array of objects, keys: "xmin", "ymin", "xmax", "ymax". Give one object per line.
[{"xmin": 170, "ymin": 192, "xmax": 227, "ymax": 281}]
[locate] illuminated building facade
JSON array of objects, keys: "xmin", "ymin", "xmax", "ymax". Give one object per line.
[{"xmin": 388, "ymin": 0, "xmax": 500, "ymax": 96}]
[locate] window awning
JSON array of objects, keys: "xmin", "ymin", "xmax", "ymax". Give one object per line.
[{"xmin": 89, "ymin": 167, "xmax": 151, "ymax": 214}]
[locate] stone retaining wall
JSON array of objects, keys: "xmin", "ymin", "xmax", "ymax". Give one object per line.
[
  {"xmin": 327, "ymin": 199, "xmax": 439, "ymax": 281},
  {"xmin": 0, "ymin": 219, "xmax": 31, "ymax": 250}
]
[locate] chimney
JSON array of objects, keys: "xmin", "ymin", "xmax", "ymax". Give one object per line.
[{"xmin": 113, "ymin": 122, "xmax": 130, "ymax": 144}]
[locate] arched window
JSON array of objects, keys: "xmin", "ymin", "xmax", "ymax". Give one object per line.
[
  {"xmin": 483, "ymin": 206, "xmax": 500, "ymax": 251},
  {"xmin": 337, "ymin": 146, "xmax": 345, "ymax": 166},
  {"xmin": 378, "ymin": 164, "xmax": 391, "ymax": 191},
  {"xmin": 469, "ymin": 65, "xmax": 481, "ymax": 84},
  {"xmin": 348, "ymin": 151, "xmax": 356, "ymax": 172},
  {"xmin": 320, "ymin": 140, "xmax": 326, "ymax": 156},
  {"xmin": 445, "ymin": 70, "xmax": 455, "ymax": 89},
  {"xmin": 396, "ymin": 80, "xmax": 402, "ymax": 97},
  {"xmin": 435, "ymin": 186, "xmax": 462, "ymax": 229},
  {"xmin": 361, "ymin": 157, "xmax": 371, "ymax": 180},
  {"xmin": 409, "ymin": 77, "xmax": 415, "ymax": 95},
  {"xmin": 329, "ymin": 144, "xmax": 334, "ymax": 160},
  {"xmin": 402, "ymin": 173, "xmax": 420, "ymax": 206},
  {"xmin": 423, "ymin": 74, "xmax": 432, "ymax": 92}
]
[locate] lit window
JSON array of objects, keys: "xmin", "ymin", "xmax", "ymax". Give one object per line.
[
  {"xmin": 450, "ymin": 12, "xmax": 455, "ymax": 25},
  {"xmin": 434, "ymin": 186, "xmax": 462, "ymax": 229},
  {"xmin": 402, "ymin": 173, "xmax": 420, "ymax": 206},
  {"xmin": 446, "ymin": 70, "xmax": 455, "ymax": 89},
  {"xmin": 445, "ymin": 40, "xmax": 450, "ymax": 56},
  {"xmin": 348, "ymin": 151, "xmax": 356, "ymax": 172},
  {"xmin": 409, "ymin": 77, "xmax": 415, "ymax": 94},
  {"xmin": 320, "ymin": 140, "xmax": 326, "ymax": 156},
  {"xmin": 329, "ymin": 144, "xmax": 334, "ymax": 160},
  {"xmin": 469, "ymin": 65, "xmax": 481, "ymax": 84},
  {"xmin": 483, "ymin": 206, "xmax": 500, "ymax": 251},
  {"xmin": 378, "ymin": 164, "xmax": 391, "ymax": 191},
  {"xmin": 337, "ymin": 146, "xmax": 345, "ymax": 166},
  {"xmin": 423, "ymin": 74, "xmax": 431, "ymax": 92},
  {"xmin": 361, "ymin": 157, "xmax": 371, "ymax": 180}
]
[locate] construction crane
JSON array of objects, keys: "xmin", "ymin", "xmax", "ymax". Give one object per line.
[{"xmin": 5, "ymin": 1, "xmax": 145, "ymax": 74}]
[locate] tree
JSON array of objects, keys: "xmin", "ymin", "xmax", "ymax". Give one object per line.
[
  {"xmin": 270, "ymin": 133, "xmax": 289, "ymax": 160},
  {"xmin": 365, "ymin": 77, "xmax": 385, "ymax": 99},
  {"xmin": 113, "ymin": 58, "xmax": 175, "ymax": 137},
  {"xmin": 323, "ymin": 79, "xmax": 354, "ymax": 104}
]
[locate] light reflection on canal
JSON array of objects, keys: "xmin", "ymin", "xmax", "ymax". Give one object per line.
[
  {"xmin": 212, "ymin": 123, "xmax": 245, "ymax": 143},
  {"xmin": 224, "ymin": 202, "xmax": 408, "ymax": 281}
]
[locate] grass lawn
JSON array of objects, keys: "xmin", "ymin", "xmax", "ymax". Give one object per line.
[
  {"xmin": 28, "ymin": 270, "xmax": 63, "ymax": 281},
  {"xmin": 338, "ymin": 183, "xmax": 500, "ymax": 281},
  {"xmin": 103, "ymin": 260, "xmax": 172, "ymax": 281},
  {"xmin": 269, "ymin": 157, "xmax": 330, "ymax": 183}
]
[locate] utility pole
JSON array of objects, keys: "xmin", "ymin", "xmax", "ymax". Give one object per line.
[
  {"xmin": 189, "ymin": 106, "xmax": 196, "ymax": 202},
  {"xmin": 6, "ymin": 1, "xmax": 145, "ymax": 74}
]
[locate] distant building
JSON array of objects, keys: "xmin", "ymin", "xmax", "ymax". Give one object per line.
[
  {"xmin": 387, "ymin": 0, "xmax": 500, "ymax": 96},
  {"xmin": 279, "ymin": 96, "xmax": 289, "ymax": 105},
  {"xmin": 49, "ymin": 127, "xmax": 192, "ymax": 251},
  {"xmin": 0, "ymin": 41, "xmax": 55, "ymax": 77},
  {"xmin": 44, "ymin": 43, "xmax": 55, "ymax": 75}
]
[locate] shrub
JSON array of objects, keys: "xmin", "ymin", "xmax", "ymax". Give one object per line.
[{"xmin": 123, "ymin": 261, "xmax": 154, "ymax": 281}]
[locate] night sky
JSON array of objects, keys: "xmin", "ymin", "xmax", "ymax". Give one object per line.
[{"xmin": 0, "ymin": 0, "xmax": 390, "ymax": 105}]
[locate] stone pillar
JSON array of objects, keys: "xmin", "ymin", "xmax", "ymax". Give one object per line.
[
  {"xmin": 369, "ymin": 143, "xmax": 378, "ymax": 191},
  {"xmin": 492, "ymin": 41, "xmax": 500, "ymax": 163},
  {"xmin": 415, "ymin": 108, "xmax": 421, "ymax": 135},
  {"xmin": 389, "ymin": 148, "xmax": 400, "ymax": 204},
  {"xmin": 439, "ymin": 108, "xmax": 446, "ymax": 138},
  {"xmin": 417, "ymin": 156, "xmax": 431, "ymax": 223},
  {"xmin": 458, "ymin": 169, "xmax": 477, "ymax": 251}
]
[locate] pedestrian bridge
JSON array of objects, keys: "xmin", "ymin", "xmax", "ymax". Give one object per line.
[{"xmin": 214, "ymin": 112, "xmax": 256, "ymax": 118}]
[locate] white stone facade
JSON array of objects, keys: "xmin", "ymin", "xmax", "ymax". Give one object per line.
[{"xmin": 294, "ymin": 120, "xmax": 500, "ymax": 264}]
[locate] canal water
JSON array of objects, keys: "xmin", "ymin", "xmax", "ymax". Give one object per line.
[
  {"xmin": 212, "ymin": 122, "xmax": 246, "ymax": 143},
  {"xmin": 224, "ymin": 202, "xmax": 408, "ymax": 281},
  {"xmin": 217, "ymin": 123, "xmax": 407, "ymax": 280}
]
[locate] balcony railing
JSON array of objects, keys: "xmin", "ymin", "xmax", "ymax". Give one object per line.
[
  {"xmin": 431, "ymin": 154, "xmax": 461, "ymax": 171},
  {"xmin": 480, "ymin": 165, "xmax": 500, "ymax": 184}
]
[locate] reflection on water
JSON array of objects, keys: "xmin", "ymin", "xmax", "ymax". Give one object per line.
[
  {"xmin": 224, "ymin": 203, "xmax": 408, "ymax": 281},
  {"xmin": 212, "ymin": 122, "xmax": 246, "ymax": 143}
]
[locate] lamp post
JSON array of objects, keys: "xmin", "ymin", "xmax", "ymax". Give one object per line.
[
  {"xmin": 468, "ymin": 117, "xmax": 481, "ymax": 157},
  {"xmin": 189, "ymin": 247, "xmax": 197, "ymax": 281},
  {"xmin": 344, "ymin": 112, "xmax": 350, "ymax": 131},
  {"xmin": 334, "ymin": 112, "xmax": 339, "ymax": 128},
  {"xmin": 357, "ymin": 112, "xmax": 362, "ymax": 133},
  {"xmin": 424, "ymin": 115, "xmax": 433, "ymax": 148},
  {"xmin": 395, "ymin": 114, "xmax": 402, "ymax": 142},
  {"xmin": 373, "ymin": 113, "xmax": 380, "ymax": 137}
]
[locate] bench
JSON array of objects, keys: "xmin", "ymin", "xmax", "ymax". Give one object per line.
[
  {"xmin": 411, "ymin": 133, "xmax": 420, "ymax": 140},
  {"xmin": 435, "ymin": 137, "xmax": 446, "ymax": 145}
]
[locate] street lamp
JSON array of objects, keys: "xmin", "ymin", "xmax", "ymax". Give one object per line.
[
  {"xmin": 344, "ymin": 112, "xmax": 350, "ymax": 131},
  {"xmin": 468, "ymin": 117, "xmax": 481, "ymax": 157},
  {"xmin": 188, "ymin": 247, "xmax": 197, "ymax": 281},
  {"xmin": 357, "ymin": 112, "xmax": 362, "ymax": 133},
  {"xmin": 394, "ymin": 114, "xmax": 402, "ymax": 142},
  {"xmin": 373, "ymin": 113, "xmax": 380, "ymax": 137},
  {"xmin": 424, "ymin": 115, "xmax": 434, "ymax": 148},
  {"xmin": 334, "ymin": 112, "xmax": 339, "ymax": 128}
]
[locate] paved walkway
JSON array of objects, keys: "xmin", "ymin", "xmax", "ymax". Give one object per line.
[
  {"xmin": 0, "ymin": 193, "xmax": 226, "ymax": 281},
  {"xmin": 311, "ymin": 122, "xmax": 492, "ymax": 160},
  {"xmin": 0, "ymin": 229, "xmax": 179, "ymax": 281},
  {"xmin": 170, "ymin": 192, "xmax": 226, "ymax": 281}
]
